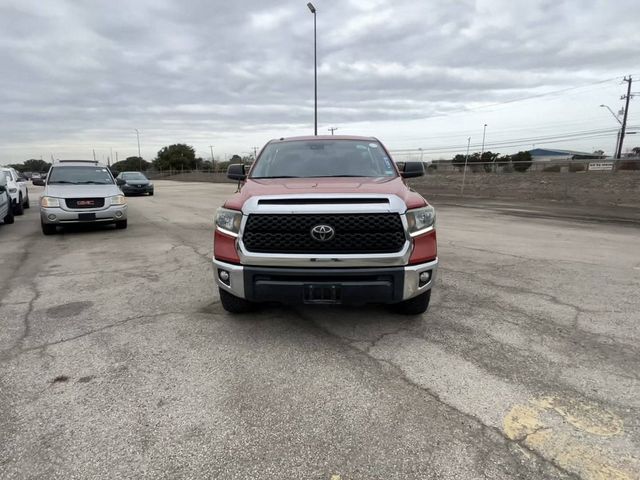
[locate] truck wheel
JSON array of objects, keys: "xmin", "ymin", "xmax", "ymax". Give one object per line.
[
  {"xmin": 392, "ymin": 290, "xmax": 431, "ymax": 315},
  {"xmin": 14, "ymin": 195, "xmax": 24, "ymax": 215},
  {"xmin": 219, "ymin": 288, "xmax": 255, "ymax": 314},
  {"xmin": 4, "ymin": 206, "xmax": 15, "ymax": 224},
  {"xmin": 41, "ymin": 222, "xmax": 56, "ymax": 235},
  {"xmin": 24, "ymin": 192, "xmax": 30, "ymax": 209}
]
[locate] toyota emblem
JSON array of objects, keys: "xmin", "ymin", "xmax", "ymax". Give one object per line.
[{"xmin": 310, "ymin": 224, "xmax": 335, "ymax": 242}]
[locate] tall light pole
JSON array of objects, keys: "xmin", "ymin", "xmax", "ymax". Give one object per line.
[
  {"xmin": 480, "ymin": 123, "xmax": 487, "ymax": 157},
  {"xmin": 328, "ymin": 127, "xmax": 338, "ymax": 135},
  {"xmin": 134, "ymin": 129, "xmax": 142, "ymax": 171},
  {"xmin": 461, "ymin": 137, "xmax": 471, "ymax": 196},
  {"xmin": 209, "ymin": 145, "xmax": 215, "ymax": 171},
  {"xmin": 600, "ymin": 104, "xmax": 622, "ymax": 158},
  {"xmin": 307, "ymin": 2, "xmax": 317, "ymax": 136}
]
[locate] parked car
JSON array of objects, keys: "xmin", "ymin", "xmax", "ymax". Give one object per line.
[
  {"xmin": 0, "ymin": 167, "xmax": 30, "ymax": 215},
  {"xmin": 213, "ymin": 135, "xmax": 437, "ymax": 314},
  {"xmin": 39, "ymin": 160, "xmax": 128, "ymax": 235},
  {"xmin": 0, "ymin": 173, "xmax": 15, "ymax": 225},
  {"xmin": 115, "ymin": 171, "xmax": 154, "ymax": 196}
]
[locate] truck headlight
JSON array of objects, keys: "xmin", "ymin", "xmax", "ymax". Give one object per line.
[
  {"xmin": 110, "ymin": 195, "xmax": 126, "ymax": 205},
  {"xmin": 40, "ymin": 196, "xmax": 60, "ymax": 207},
  {"xmin": 215, "ymin": 207, "xmax": 242, "ymax": 235},
  {"xmin": 406, "ymin": 205, "xmax": 435, "ymax": 236}
]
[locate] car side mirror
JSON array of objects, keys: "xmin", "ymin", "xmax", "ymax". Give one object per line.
[
  {"xmin": 32, "ymin": 178, "xmax": 45, "ymax": 186},
  {"xmin": 227, "ymin": 164, "xmax": 246, "ymax": 181},
  {"xmin": 116, "ymin": 178, "xmax": 126, "ymax": 186},
  {"xmin": 400, "ymin": 161, "xmax": 425, "ymax": 178}
]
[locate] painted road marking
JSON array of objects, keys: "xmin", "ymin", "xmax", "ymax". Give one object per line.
[{"xmin": 504, "ymin": 396, "xmax": 638, "ymax": 480}]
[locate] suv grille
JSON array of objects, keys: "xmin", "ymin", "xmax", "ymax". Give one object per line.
[
  {"xmin": 243, "ymin": 213, "xmax": 405, "ymax": 254},
  {"xmin": 65, "ymin": 198, "xmax": 105, "ymax": 209}
]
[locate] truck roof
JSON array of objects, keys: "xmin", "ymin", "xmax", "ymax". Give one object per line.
[{"xmin": 270, "ymin": 135, "xmax": 379, "ymax": 143}]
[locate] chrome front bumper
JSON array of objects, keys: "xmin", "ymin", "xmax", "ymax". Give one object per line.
[
  {"xmin": 212, "ymin": 257, "xmax": 438, "ymax": 303},
  {"xmin": 40, "ymin": 205, "xmax": 128, "ymax": 224}
]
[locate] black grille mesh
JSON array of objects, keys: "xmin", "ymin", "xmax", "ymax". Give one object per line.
[
  {"xmin": 243, "ymin": 213, "xmax": 405, "ymax": 254},
  {"xmin": 64, "ymin": 198, "xmax": 105, "ymax": 209}
]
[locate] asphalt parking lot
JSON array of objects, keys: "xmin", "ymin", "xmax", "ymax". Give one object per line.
[{"xmin": 1, "ymin": 180, "xmax": 639, "ymax": 479}]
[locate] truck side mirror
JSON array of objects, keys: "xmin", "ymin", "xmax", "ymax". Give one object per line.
[
  {"xmin": 227, "ymin": 164, "xmax": 246, "ymax": 181},
  {"xmin": 401, "ymin": 161, "xmax": 425, "ymax": 178}
]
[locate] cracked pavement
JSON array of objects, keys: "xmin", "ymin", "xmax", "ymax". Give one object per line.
[{"xmin": 1, "ymin": 181, "xmax": 639, "ymax": 479}]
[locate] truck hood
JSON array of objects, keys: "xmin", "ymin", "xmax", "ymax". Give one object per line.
[
  {"xmin": 224, "ymin": 176, "xmax": 427, "ymax": 211},
  {"xmin": 44, "ymin": 184, "xmax": 122, "ymax": 198}
]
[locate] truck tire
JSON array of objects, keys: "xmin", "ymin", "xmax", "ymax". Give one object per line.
[
  {"xmin": 392, "ymin": 290, "xmax": 431, "ymax": 315},
  {"xmin": 24, "ymin": 192, "xmax": 30, "ymax": 209},
  {"xmin": 14, "ymin": 195, "xmax": 24, "ymax": 215},
  {"xmin": 41, "ymin": 222, "xmax": 56, "ymax": 235},
  {"xmin": 4, "ymin": 206, "xmax": 14, "ymax": 224},
  {"xmin": 219, "ymin": 288, "xmax": 255, "ymax": 314}
]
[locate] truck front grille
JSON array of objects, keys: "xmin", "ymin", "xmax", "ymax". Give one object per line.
[
  {"xmin": 242, "ymin": 213, "xmax": 406, "ymax": 254},
  {"xmin": 64, "ymin": 198, "xmax": 105, "ymax": 209}
]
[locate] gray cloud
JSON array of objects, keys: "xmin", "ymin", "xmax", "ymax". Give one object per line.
[{"xmin": 0, "ymin": 0, "xmax": 638, "ymax": 161}]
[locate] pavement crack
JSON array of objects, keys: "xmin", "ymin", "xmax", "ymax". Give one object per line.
[
  {"xmin": 0, "ymin": 312, "xmax": 182, "ymax": 363},
  {"xmin": 290, "ymin": 308, "xmax": 580, "ymax": 479}
]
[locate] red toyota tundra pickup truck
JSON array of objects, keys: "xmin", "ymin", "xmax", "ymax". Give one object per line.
[{"xmin": 213, "ymin": 136, "xmax": 437, "ymax": 314}]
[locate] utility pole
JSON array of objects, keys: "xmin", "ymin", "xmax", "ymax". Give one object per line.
[
  {"xmin": 617, "ymin": 76, "xmax": 633, "ymax": 159},
  {"xmin": 252, "ymin": 146, "xmax": 259, "ymax": 159},
  {"xmin": 93, "ymin": 149, "xmax": 96, "ymax": 161},
  {"xmin": 328, "ymin": 127, "xmax": 338, "ymax": 135},
  {"xmin": 209, "ymin": 145, "xmax": 215, "ymax": 171},
  {"xmin": 480, "ymin": 124, "xmax": 487, "ymax": 157}
]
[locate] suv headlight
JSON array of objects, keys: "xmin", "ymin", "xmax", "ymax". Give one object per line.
[
  {"xmin": 215, "ymin": 207, "xmax": 242, "ymax": 235},
  {"xmin": 9, "ymin": 188, "xmax": 17, "ymax": 193},
  {"xmin": 406, "ymin": 205, "xmax": 436, "ymax": 236},
  {"xmin": 110, "ymin": 195, "xmax": 126, "ymax": 205},
  {"xmin": 40, "ymin": 196, "xmax": 60, "ymax": 207}
]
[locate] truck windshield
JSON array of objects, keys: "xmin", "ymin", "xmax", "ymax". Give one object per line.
[
  {"xmin": 250, "ymin": 140, "xmax": 397, "ymax": 179},
  {"xmin": 48, "ymin": 166, "xmax": 114, "ymax": 185}
]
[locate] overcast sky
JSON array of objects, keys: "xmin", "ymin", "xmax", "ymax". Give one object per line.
[{"xmin": 1, "ymin": 0, "xmax": 638, "ymax": 164}]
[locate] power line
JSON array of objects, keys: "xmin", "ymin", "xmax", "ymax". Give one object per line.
[{"xmin": 392, "ymin": 127, "xmax": 621, "ymax": 153}]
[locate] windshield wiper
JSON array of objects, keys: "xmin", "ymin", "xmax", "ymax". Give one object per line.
[
  {"xmin": 49, "ymin": 180, "xmax": 78, "ymax": 184},
  {"xmin": 76, "ymin": 181, "xmax": 109, "ymax": 184},
  {"xmin": 313, "ymin": 175, "xmax": 369, "ymax": 178},
  {"xmin": 251, "ymin": 176, "xmax": 301, "ymax": 179}
]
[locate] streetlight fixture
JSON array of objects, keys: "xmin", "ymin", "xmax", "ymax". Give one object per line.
[
  {"xmin": 307, "ymin": 2, "xmax": 317, "ymax": 136},
  {"xmin": 134, "ymin": 128, "xmax": 142, "ymax": 171}
]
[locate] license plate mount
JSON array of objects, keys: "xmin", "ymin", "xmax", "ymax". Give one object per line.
[
  {"xmin": 78, "ymin": 213, "xmax": 96, "ymax": 221},
  {"xmin": 303, "ymin": 284, "xmax": 341, "ymax": 304}
]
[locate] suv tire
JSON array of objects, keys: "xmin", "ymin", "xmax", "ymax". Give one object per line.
[
  {"xmin": 4, "ymin": 205, "xmax": 15, "ymax": 224},
  {"xmin": 41, "ymin": 222, "xmax": 56, "ymax": 235},
  {"xmin": 14, "ymin": 195, "xmax": 24, "ymax": 215},
  {"xmin": 115, "ymin": 219, "xmax": 128, "ymax": 229},
  {"xmin": 392, "ymin": 290, "xmax": 431, "ymax": 315},
  {"xmin": 219, "ymin": 288, "xmax": 255, "ymax": 314},
  {"xmin": 23, "ymin": 192, "xmax": 30, "ymax": 209}
]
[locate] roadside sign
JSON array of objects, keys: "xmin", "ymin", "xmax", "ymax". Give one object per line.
[{"xmin": 588, "ymin": 162, "xmax": 614, "ymax": 171}]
